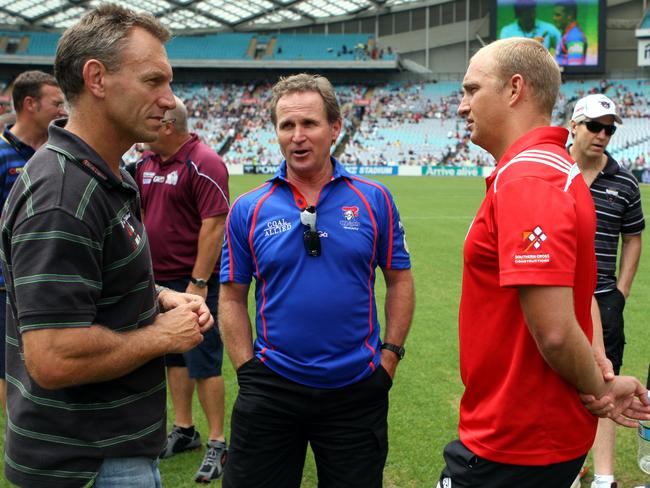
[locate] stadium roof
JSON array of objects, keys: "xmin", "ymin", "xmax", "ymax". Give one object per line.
[{"xmin": 0, "ymin": 0, "xmax": 426, "ymax": 32}]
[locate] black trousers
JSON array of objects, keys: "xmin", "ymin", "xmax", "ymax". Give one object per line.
[
  {"xmin": 223, "ymin": 358, "xmax": 392, "ymax": 488},
  {"xmin": 438, "ymin": 439, "xmax": 586, "ymax": 488},
  {"xmin": 596, "ymin": 288, "xmax": 626, "ymax": 374}
]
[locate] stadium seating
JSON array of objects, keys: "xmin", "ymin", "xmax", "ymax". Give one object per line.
[
  {"xmin": 270, "ymin": 34, "xmax": 373, "ymax": 60},
  {"xmin": 150, "ymin": 78, "xmax": 649, "ymax": 170},
  {"xmin": 167, "ymin": 33, "xmax": 253, "ymax": 59}
]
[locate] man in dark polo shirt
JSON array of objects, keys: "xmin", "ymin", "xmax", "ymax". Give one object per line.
[
  {"xmin": 136, "ymin": 96, "xmax": 230, "ymax": 482},
  {"xmin": 569, "ymin": 94, "xmax": 646, "ymax": 488},
  {"xmin": 0, "ymin": 70, "xmax": 66, "ymax": 412},
  {"xmin": 0, "ymin": 5, "xmax": 213, "ymax": 488}
]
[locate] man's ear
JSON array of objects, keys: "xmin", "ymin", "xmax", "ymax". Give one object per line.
[
  {"xmin": 22, "ymin": 96, "xmax": 38, "ymax": 113},
  {"xmin": 508, "ymin": 74, "xmax": 525, "ymax": 107},
  {"xmin": 82, "ymin": 59, "xmax": 108, "ymax": 99}
]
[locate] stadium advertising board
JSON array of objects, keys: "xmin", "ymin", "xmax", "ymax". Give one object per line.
[
  {"xmin": 491, "ymin": 0, "xmax": 605, "ymax": 73},
  {"xmin": 344, "ymin": 165, "xmax": 398, "ymax": 176},
  {"xmin": 242, "ymin": 165, "xmax": 398, "ymax": 175},
  {"xmin": 243, "ymin": 164, "xmax": 280, "ymax": 174},
  {"xmin": 421, "ymin": 166, "xmax": 492, "ymax": 177}
]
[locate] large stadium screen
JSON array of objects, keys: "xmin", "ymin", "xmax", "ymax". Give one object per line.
[{"xmin": 491, "ymin": 0, "xmax": 605, "ymax": 73}]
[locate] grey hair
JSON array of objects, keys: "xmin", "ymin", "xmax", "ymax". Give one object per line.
[{"xmin": 54, "ymin": 3, "xmax": 170, "ymax": 104}]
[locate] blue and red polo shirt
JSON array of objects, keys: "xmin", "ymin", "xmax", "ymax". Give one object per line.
[
  {"xmin": 0, "ymin": 126, "xmax": 36, "ymax": 288},
  {"xmin": 221, "ymin": 157, "xmax": 410, "ymax": 388}
]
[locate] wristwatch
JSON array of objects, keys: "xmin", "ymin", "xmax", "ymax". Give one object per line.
[
  {"xmin": 380, "ymin": 342, "xmax": 405, "ymax": 360},
  {"xmin": 190, "ymin": 277, "xmax": 209, "ymax": 288}
]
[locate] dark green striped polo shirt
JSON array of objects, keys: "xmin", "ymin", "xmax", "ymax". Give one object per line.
[{"xmin": 0, "ymin": 119, "xmax": 165, "ymax": 488}]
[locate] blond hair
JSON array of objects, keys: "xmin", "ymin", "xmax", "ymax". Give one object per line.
[
  {"xmin": 270, "ymin": 73, "xmax": 341, "ymax": 126},
  {"xmin": 475, "ymin": 38, "xmax": 561, "ymax": 116}
]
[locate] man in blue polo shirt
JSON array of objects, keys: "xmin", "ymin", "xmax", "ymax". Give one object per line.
[
  {"xmin": 0, "ymin": 70, "xmax": 66, "ymax": 411},
  {"xmin": 219, "ymin": 73, "xmax": 415, "ymax": 488}
]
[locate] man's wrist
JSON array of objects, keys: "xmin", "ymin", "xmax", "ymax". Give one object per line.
[
  {"xmin": 190, "ymin": 276, "xmax": 209, "ymax": 288},
  {"xmin": 155, "ymin": 284, "xmax": 172, "ymax": 311}
]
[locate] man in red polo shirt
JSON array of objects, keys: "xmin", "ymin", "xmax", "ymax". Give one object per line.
[
  {"xmin": 437, "ymin": 37, "xmax": 650, "ymax": 487},
  {"xmin": 136, "ymin": 96, "xmax": 230, "ymax": 482}
]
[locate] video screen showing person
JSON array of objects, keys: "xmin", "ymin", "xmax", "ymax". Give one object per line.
[{"xmin": 495, "ymin": 0, "xmax": 601, "ymax": 67}]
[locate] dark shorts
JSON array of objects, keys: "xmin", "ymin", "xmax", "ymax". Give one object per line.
[
  {"xmin": 223, "ymin": 359, "xmax": 391, "ymax": 488},
  {"xmin": 439, "ymin": 439, "xmax": 586, "ymax": 488},
  {"xmin": 0, "ymin": 290, "xmax": 5, "ymax": 379},
  {"xmin": 158, "ymin": 276, "xmax": 223, "ymax": 379},
  {"xmin": 596, "ymin": 288, "xmax": 626, "ymax": 374}
]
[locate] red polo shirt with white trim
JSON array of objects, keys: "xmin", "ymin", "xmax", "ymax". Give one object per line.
[{"xmin": 458, "ymin": 126, "xmax": 598, "ymax": 465}]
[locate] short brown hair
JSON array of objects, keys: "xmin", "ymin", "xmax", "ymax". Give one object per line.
[
  {"xmin": 54, "ymin": 3, "xmax": 171, "ymax": 103},
  {"xmin": 270, "ymin": 73, "xmax": 341, "ymax": 126},
  {"xmin": 11, "ymin": 70, "xmax": 59, "ymax": 113},
  {"xmin": 477, "ymin": 38, "xmax": 561, "ymax": 116}
]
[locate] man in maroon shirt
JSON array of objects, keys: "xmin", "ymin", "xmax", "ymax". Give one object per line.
[{"xmin": 136, "ymin": 96, "xmax": 230, "ymax": 482}]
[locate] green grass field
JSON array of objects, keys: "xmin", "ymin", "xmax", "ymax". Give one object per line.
[{"xmin": 2, "ymin": 175, "xmax": 649, "ymax": 487}]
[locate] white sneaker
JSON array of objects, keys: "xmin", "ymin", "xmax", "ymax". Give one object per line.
[{"xmin": 591, "ymin": 482, "xmax": 618, "ymax": 488}]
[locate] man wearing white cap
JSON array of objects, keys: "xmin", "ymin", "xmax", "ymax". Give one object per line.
[{"xmin": 569, "ymin": 93, "xmax": 646, "ymax": 488}]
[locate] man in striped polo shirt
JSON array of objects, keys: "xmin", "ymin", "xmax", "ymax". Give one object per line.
[
  {"xmin": 0, "ymin": 70, "xmax": 66, "ymax": 412},
  {"xmin": 0, "ymin": 5, "xmax": 214, "ymax": 488},
  {"xmin": 569, "ymin": 93, "xmax": 646, "ymax": 488}
]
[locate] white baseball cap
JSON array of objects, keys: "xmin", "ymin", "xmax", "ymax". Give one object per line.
[{"xmin": 571, "ymin": 94, "xmax": 622, "ymax": 124}]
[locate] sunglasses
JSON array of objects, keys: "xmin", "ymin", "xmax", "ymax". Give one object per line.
[
  {"xmin": 582, "ymin": 120, "xmax": 617, "ymax": 136},
  {"xmin": 300, "ymin": 206, "xmax": 321, "ymax": 257}
]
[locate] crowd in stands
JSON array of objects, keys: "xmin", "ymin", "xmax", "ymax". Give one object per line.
[{"xmin": 5, "ymin": 74, "xmax": 649, "ymax": 171}]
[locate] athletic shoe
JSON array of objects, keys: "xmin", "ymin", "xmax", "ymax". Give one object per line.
[
  {"xmin": 160, "ymin": 425, "xmax": 201, "ymax": 459},
  {"xmin": 591, "ymin": 482, "xmax": 618, "ymax": 488},
  {"xmin": 195, "ymin": 439, "xmax": 228, "ymax": 483}
]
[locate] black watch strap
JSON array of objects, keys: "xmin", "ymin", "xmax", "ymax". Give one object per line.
[
  {"xmin": 380, "ymin": 342, "xmax": 405, "ymax": 360},
  {"xmin": 190, "ymin": 277, "xmax": 209, "ymax": 288}
]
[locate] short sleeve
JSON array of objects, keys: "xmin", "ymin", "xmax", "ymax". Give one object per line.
[
  {"xmin": 376, "ymin": 186, "xmax": 411, "ymax": 270},
  {"xmin": 220, "ymin": 198, "xmax": 253, "ymax": 284},
  {"xmin": 191, "ymin": 156, "xmax": 230, "ymax": 220},
  {"xmin": 10, "ymin": 209, "xmax": 102, "ymax": 333},
  {"xmin": 495, "ymin": 177, "xmax": 577, "ymax": 287},
  {"xmin": 621, "ymin": 180, "xmax": 645, "ymax": 235}
]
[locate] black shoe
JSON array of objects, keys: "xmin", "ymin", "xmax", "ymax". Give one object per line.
[{"xmin": 160, "ymin": 425, "xmax": 201, "ymax": 459}]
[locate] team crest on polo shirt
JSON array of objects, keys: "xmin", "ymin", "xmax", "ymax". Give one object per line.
[
  {"xmin": 514, "ymin": 225, "xmax": 550, "ymax": 264},
  {"xmin": 340, "ymin": 206, "xmax": 360, "ymax": 230},
  {"xmin": 165, "ymin": 170, "xmax": 178, "ymax": 185}
]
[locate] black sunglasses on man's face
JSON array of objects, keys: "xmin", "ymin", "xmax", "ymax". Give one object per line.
[{"xmin": 582, "ymin": 120, "xmax": 617, "ymax": 137}]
